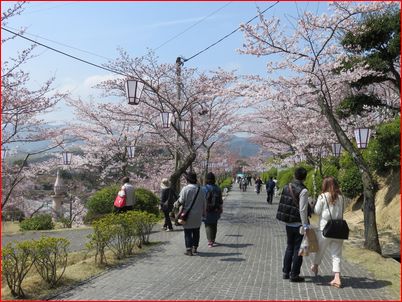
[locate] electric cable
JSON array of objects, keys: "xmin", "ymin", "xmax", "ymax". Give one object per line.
[
  {"xmin": 2, "ymin": 27, "xmax": 129, "ymax": 78},
  {"xmin": 4, "ymin": 26, "xmax": 112, "ymax": 61},
  {"xmin": 154, "ymin": 2, "xmax": 233, "ymax": 51},
  {"xmin": 183, "ymin": 1, "xmax": 279, "ymax": 63}
]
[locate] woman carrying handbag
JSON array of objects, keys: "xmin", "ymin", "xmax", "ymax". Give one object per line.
[{"xmin": 311, "ymin": 176, "xmax": 347, "ymax": 288}]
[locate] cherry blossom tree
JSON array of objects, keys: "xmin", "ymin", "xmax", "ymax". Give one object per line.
[
  {"xmin": 2, "ymin": 2, "xmax": 67, "ymax": 209},
  {"xmin": 95, "ymin": 51, "xmax": 241, "ymax": 193},
  {"xmin": 239, "ymin": 2, "xmax": 399, "ymax": 253}
]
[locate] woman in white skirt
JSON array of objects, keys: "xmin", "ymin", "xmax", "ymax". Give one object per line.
[{"xmin": 311, "ymin": 176, "xmax": 346, "ymax": 288}]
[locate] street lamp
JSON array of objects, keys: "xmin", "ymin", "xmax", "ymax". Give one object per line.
[
  {"xmin": 126, "ymin": 79, "xmax": 145, "ymax": 105},
  {"xmin": 127, "ymin": 146, "xmax": 136, "ymax": 158},
  {"xmin": 176, "ymin": 119, "xmax": 187, "ymax": 132},
  {"xmin": 62, "ymin": 151, "xmax": 72, "ymax": 165},
  {"xmin": 160, "ymin": 112, "xmax": 172, "ymax": 128},
  {"xmin": 354, "ymin": 128, "xmax": 371, "ymax": 149},
  {"xmin": 331, "ymin": 143, "xmax": 342, "ymax": 157}
]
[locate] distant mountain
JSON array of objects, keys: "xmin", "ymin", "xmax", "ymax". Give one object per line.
[{"xmin": 227, "ymin": 135, "xmax": 260, "ymax": 158}]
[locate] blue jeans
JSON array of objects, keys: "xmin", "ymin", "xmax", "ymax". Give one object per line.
[
  {"xmin": 283, "ymin": 225, "xmax": 303, "ymax": 277},
  {"xmin": 184, "ymin": 228, "xmax": 200, "ymax": 250}
]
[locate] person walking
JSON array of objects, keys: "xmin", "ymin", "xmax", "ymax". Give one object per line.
[
  {"xmin": 311, "ymin": 176, "xmax": 346, "ymax": 288},
  {"xmin": 266, "ymin": 177, "xmax": 276, "ymax": 204},
  {"xmin": 174, "ymin": 172, "xmax": 206, "ymax": 256},
  {"xmin": 114, "ymin": 177, "xmax": 135, "ymax": 213},
  {"xmin": 159, "ymin": 178, "xmax": 177, "ymax": 232},
  {"xmin": 203, "ymin": 172, "xmax": 223, "ymax": 248},
  {"xmin": 255, "ymin": 176, "xmax": 263, "ymax": 194},
  {"xmin": 273, "ymin": 177, "xmax": 279, "ymax": 197},
  {"xmin": 276, "ymin": 167, "xmax": 310, "ymax": 282}
]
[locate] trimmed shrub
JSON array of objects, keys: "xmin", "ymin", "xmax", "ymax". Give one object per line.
[
  {"xmin": 277, "ymin": 167, "xmax": 295, "ymax": 189},
  {"xmin": 218, "ymin": 177, "xmax": 232, "ymax": 192},
  {"xmin": 2, "ymin": 241, "xmax": 36, "ymax": 298},
  {"xmin": 339, "ymin": 153, "xmax": 363, "ymax": 198},
  {"xmin": 85, "ymin": 185, "xmax": 119, "ymax": 223},
  {"xmin": 365, "ymin": 116, "xmax": 400, "ymax": 173},
  {"xmin": 20, "ymin": 214, "xmax": 54, "ymax": 231},
  {"xmin": 33, "ymin": 237, "xmax": 69, "ymax": 288},
  {"xmin": 133, "ymin": 188, "xmax": 160, "ymax": 216},
  {"xmin": 305, "ymin": 161, "xmax": 339, "ymax": 198},
  {"xmin": 86, "ymin": 211, "xmax": 158, "ymax": 264}
]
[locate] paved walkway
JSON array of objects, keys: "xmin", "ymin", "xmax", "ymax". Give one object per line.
[{"xmin": 40, "ymin": 186, "xmax": 393, "ymax": 301}]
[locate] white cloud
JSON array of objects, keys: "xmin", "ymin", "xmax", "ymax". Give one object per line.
[{"xmin": 83, "ymin": 74, "xmax": 123, "ymax": 89}]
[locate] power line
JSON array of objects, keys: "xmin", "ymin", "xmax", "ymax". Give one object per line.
[
  {"xmin": 2, "ymin": 27, "xmax": 129, "ymax": 78},
  {"xmin": 153, "ymin": 2, "xmax": 233, "ymax": 51},
  {"xmin": 183, "ymin": 1, "xmax": 279, "ymax": 63},
  {"xmin": 5, "ymin": 26, "xmax": 112, "ymax": 61}
]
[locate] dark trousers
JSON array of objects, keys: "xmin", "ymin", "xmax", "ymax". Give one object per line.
[
  {"xmin": 283, "ymin": 225, "xmax": 303, "ymax": 278},
  {"xmin": 162, "ymin": 210, "xmax": 173, "ymax": 230},
  {"xmin": 114, "ymin": 205, "xmax": 133, "ymax": 213},
  {"xmin": 184, "ymin": 228, "xmax": 200, "ymax": 250},
  {"xmin": 267, "ymin": 191, "xmax": 274, "ymax": 204},
  {"xmin": 205, "ymin": 223, "xmax": 218, "ymax": 242}
]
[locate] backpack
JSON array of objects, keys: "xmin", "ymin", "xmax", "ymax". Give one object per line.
[{"xmin": 206, "ymin": 187, "xmax": 222, "ymax": 212}]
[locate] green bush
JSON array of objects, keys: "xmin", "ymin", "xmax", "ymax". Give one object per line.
[
  {"xmin": 20, "ymin": 214, "xmax": 54, "ymax": 231},
  {"xmin": 2, "ymin": 241, "xmax": 36, "ymax": 298},
  {"xmin": 85, "ymin": 185, "xmax": 119, "ymax": 223},
  {"xmin": 305, "ymin": 161, "xmax": 339, "ymax": 198},
  {"xmin": 133, "ymin": 188, "xmax": 160, "ymax": 216},
  {"xmin": 87, "ymin": 211, "xmax": 158, "ymax": 264},
  {"xmin": 365, "ymin": 116, "xmax": 400, "ymax": 173},
  {"xmin": 218, "ymin": 177, "xmax": 232, "ymax": 192},
  {"xmin": 339, "ymin": 153, "xmax": 363, "ymax": 198},
  {"xmin": 33, "ymin": 237, "xmax": 69, "ymax": 288},
  {"xmin": 277, "ymin": 167, "xmax": 295, "ymax": 189},
  {"xmin": 267, "ymin": 167, "xmax": 278, "ymax": 178}
]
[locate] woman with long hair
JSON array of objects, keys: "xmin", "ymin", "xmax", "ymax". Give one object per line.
[{"xmin": 311, "ymin": 176, "xmax": 346, "ymax": 288}]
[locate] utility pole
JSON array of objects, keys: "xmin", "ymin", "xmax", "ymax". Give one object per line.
[{"xmin": 175, "ymin": 57, "xmax": 183, "ymax": 191}]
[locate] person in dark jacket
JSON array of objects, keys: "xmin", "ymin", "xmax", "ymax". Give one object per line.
[
  {"xmin": 266, "ymin": 177, "xmax": 276, "ymax": 204},
  {"xmin": 276, "ymin": 167, "xmax": 310, "ymax": 282},
  {"xmin": 255, "ymin": 177, "xmax": 263, "ymax": 194},
  {"xmin": 159, "ymin": 178, "xmax": 176, "ymax": 231},
  {"xmin": 203, "ymin": 172, "xmax": 223, "ymax": 248}
]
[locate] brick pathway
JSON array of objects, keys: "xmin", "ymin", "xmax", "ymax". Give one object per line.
[{"xmin": 29, "ymin": 187, "xmax": 397, "ymax": 300}]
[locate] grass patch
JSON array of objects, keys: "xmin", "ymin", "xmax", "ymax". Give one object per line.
[
  {"xmin": 1, "ymin": 221, "xmax": 21, "ymax": 234},
  {"xmin": 343, "ymin": 244, "xmax": 400, "ymax": 300},
  {"xmin": 1, "ymin": 243, "xmax": 157, "ymax": 300}
]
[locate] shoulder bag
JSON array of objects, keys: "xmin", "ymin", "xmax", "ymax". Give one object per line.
[
  {"xmin": 176, "ymin": 186, "xmax": 200, "ymax": 225},
  {"xmin": 322, "ymin": 195, "xmax": 349, "ymax": 240},
  {"xmin": 114, "ymin": 187, "xmax": 127, "ymax": 208}
]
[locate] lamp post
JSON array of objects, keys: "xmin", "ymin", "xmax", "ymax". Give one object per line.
[
  {"xmin": 160, "ymin": 112, "xmax": 172, "ymax": 128},
  {"xmin": 126, "ymin": 79, "xmax": 145, "ymax": 105},
  {"xmin": 331, "ymin": 143, "xmax": 342, "ymax": 157},
  {"xmin": 62, "ymin": 151, "xmax": 72, "ymax": 165},
  {"xmin": 126, "ymin": 146, "xmax": 136, "ymax": 158},
  {"xmin": 354, "ymin": 128, "xmax": 371, "ymax": 149}
]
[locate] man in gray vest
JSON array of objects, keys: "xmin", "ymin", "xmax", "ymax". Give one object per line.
[{"xmin": 276, "ymin": 167, "xmax": 310, "ymax": 282}]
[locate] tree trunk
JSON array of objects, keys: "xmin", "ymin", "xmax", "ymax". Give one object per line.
[
  {"xmin": 318, "ymin": 97, "xmax": 382, "ymax": 254},
  {"xmin": 170, "ymin": 151, "xmax": 196, "ymax": 195}
]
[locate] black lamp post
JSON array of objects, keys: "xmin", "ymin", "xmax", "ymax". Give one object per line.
[
  {"xmin": 126, "ymin": 79, "xmax": 144, "ymax": 105},
  {"xmin": 62, "ymin": 151, "xmax": 72, "ymax": 165},
  {"xmin": 354, "ymin": 128, "xmax": 371, "ymax": 149},
  {"xmin": 331, "ymin": 143, "xmax": 342, "ymax": 157}
]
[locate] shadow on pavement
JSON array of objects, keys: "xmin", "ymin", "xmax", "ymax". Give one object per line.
[
  {"xmin": 217, "ymin": 243, "xmax": 253, "ymax": 248},
  {"xmin": 313, "ymin": 275, "xmax": 392, "ymax": 290},
  {"xmin": 198, "ymin": 251, "xmax": 242, "ymax": 258}
]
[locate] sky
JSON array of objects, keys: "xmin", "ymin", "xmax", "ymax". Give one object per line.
[{"xmin": 2, "ymin": 1, "xmax": 328, "ymax": 124}]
